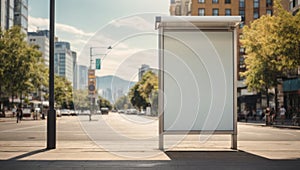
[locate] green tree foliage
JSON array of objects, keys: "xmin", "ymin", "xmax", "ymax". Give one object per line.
[
  {"xmin": 0, "ymin": 26, "xmax": 48, "ymax": 106},
  {"xmin": 129, "ymin": 82, "xmax": 148, "ymax": 110},
  {"xmin": 241, "ymin": 0, "xmax": 300, "ymax": 106},
  {"xmin": 138, "ymin": 71, "xmax": 158, "ymax": 103},
  {"xmin": 73, "ymin": 89, "xmax": 90, "ymax": 110},
  {"xmin": 129, "ymin": 71, "xmax": 158, "ymax": 113},
  {"xmin": 97, "ymin": 96, "xmax": 112, "ymax": 110},
  {"xmin": 54, "ymin": 75, "xmax": 73, "ymax": 108},
  {"xmin": 114, "ymin": 95, "xmax": 132, "ymax": 110}
]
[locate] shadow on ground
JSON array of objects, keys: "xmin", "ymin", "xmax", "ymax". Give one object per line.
[{"xmin": 1, "ymin": 150, "xmax": 300, "ymax": 169}]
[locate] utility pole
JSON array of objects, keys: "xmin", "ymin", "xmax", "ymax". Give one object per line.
[
  {"xmin": 47, "ymin": 0, "xmax": 56, "ymax": 149},
  {"xmin": 88, "ymin": 46, "xmax": 112, "ymax": 121},
  {"xmin": 89, "ymin": 48, "xmax": 96, "ymax": 121}
]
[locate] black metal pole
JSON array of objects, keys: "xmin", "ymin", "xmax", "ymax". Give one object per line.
[{"xmin": 47, "ymin": 0, "xmax": 56, "ymax": 149}]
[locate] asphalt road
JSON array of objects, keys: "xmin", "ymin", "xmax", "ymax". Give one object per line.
[{"xmin": 0, "ymin": 112, "xmax": 300, "ymax": 169}]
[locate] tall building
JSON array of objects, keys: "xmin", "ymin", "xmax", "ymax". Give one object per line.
[
  {"xmin": 13, "ymin": 0, "xmax": 28, "ymax": 33},
  {"xmin": 0, "ymin": 0, "xmax": 14, "ymax": 30},
  {"xmin": 78, "ymin": 65, "xmax": 88, "ymax": 90},
  {"xmin": 72, "ymin": 51, "xmax": 78, "ymax": 90},
  {"xmin": 0, "ymin": 0, "xmax": 28, "ymax": 32},
  {"xmin": 170, "ymin": 0, "xmax": 192, "ymax": 15},
  {"xmin": 138, "ymin": 64, "xmax": 158, "ymax": 81},
  {"xmin": 54, "ymin": 41, "xmax": 74, "ymax": 85},
  {"xmin": 290, "ymin": 0, "xmax": 300, "ymax": 15},
  {"xmin": 28, "ymin": 30, "xmax": 50, "ymax": 66}
]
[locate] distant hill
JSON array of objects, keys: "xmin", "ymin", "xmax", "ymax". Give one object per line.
[{"xmin": 95, "ymin": 76, "xmax": 136, "ymax": 103}]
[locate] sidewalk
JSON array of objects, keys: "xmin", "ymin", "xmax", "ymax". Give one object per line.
[
  {"xmin": 239, "ymin": 119, "xmax": 300, "ymax": 130},
  {"xmin": 0, "ymin": 116, "xmax": 299, "ymax": 169}
]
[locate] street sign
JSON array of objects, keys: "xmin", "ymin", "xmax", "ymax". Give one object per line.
[{"xmin": 96, "ymin": 58, "xmax": 101, "ymax": 70}]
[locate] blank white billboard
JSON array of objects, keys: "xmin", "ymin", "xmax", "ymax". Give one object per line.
[{"xmin": 163, "ymin": 31, "xmax": 234, "ymax": 131}]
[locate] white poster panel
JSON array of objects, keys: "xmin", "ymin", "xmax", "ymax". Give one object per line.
[{"xmin": 163, "ymin": 31, "xmax": 234, "ymax": 131}]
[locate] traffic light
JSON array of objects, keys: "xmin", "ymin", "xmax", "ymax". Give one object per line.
[
  {"xmin": 96, "ymin": 58, "xmax": 101, "ymax": 70},
  {"xmin": 88, "ymin": 69, "xmax": 96, "ymax": 96}
]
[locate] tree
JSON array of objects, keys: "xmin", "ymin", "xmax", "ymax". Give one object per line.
[
  {"xmin": 54, "ymin": 75, "xmax": 73, "ymax": 108},
  {"xmin": 97, "ymin": 96, "xmax": 112, "ymax": 110},
  {"xmin": 73, "ymin": 89, "xmax": 90, "ymax": 110},
  {"xmin": 128, "ymin": 71, "xmax": 158, "ymax": 114},
  {"xmin": 0, "ymin": 26, "xmax": 47, "ymax": 107},
  {"xmin": 129, "ymin": 82, "xmax": 148, "ymax": 110},
  {"xmin": 138, "ymin": 71, "xmax": 158, "ymax": 103},
  {"xmin": 241, "ymin": 0, "xmax": 300, "ymax": 107},
  {"xmin": 114, "ymin": 95, "xmax": 132, "ymax": 110}
]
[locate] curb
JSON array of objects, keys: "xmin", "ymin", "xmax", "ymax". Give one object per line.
[{"xmin": 240, "ymin": 122, "xmax": 300, "ymax": 130}]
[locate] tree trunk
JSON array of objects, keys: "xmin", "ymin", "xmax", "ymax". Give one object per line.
[
  {"xmin": 266, "ymin": 86, "xmax": 270, "ymax": 107},
  {"xmin": 275, "ymin": 86, "xmax": 278, "ymax": 112},
  {"xmin": 20, "ymin": 93, "xmax": 23, "ymax": 107},
  {"xmin": 11, "ymin": 94, "xmax": 14, "ymax": 108}
]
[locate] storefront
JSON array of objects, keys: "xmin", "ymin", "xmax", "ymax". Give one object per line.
[{"xmin": 283, "ymin": 78, "xmax": 300, "ymax": 118}]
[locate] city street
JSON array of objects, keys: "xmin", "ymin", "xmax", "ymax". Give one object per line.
[{"xmin": 0, "ymin": 112, "xmax": 300, "ymax": 169}]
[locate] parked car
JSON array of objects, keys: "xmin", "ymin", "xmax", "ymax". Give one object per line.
[
  {"xmin": 100, "ymin": 107, "xmax": 109, "ymax": 114},
  {"xmin": 82, "ymin": 110, "xmax": 91, "ymax": 115},
  {"xmin": 118, "ymin": 110, "xmax": 125, "ymax": 113},
  {"xmin": 60, "ymin": 109, "xmax": 70, "ymax": 116},
  {"xmin": 126, "ymin": 109, "xmax": 138, "ymax": 114},
  {"xmin": 69, "ymin": 110, "xmax": 78, "ymax": 116},
  {"xmin": 56, "ymin": 109, "xmax": 62, "ymax": 117},
  {"xmin": 22, "ymin": 108, "xmax": 32, "ymax": 119},
  {"xmin": 138, "ymin": 109, "xmax": 146, "ymax": 115}
]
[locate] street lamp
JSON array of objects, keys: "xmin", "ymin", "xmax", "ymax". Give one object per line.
[
  {"xmin": 88, "ymin": 46, "xmax": 112, "ymax": 121},
  {"xmin": 47, "ymin": 0, "xmax": 56, "ymax": 149},
  {"xmin": 89, "ymin": 46, "xmax": 112, "ymax": 69}
]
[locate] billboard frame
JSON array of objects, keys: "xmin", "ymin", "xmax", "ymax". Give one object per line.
[{"xmin": 156, "ymin": 16, "xmax": 241, "ymax": 150}]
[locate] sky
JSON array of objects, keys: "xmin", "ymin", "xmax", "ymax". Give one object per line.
[{"xmin": 28, "ymin": 0, "xmax": 170, "ymax": 81}]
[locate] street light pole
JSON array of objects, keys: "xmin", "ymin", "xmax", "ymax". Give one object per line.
[
  {"xmin": 47, "ymin": 0, "xmax": 56, "ymax": 149},
  {"xmin": 88, "ymin": 46, "xmax": 112, "ymax": 121}
]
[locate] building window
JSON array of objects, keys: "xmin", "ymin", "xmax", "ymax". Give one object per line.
[
  {"xmin": 198, "ymin": 8, "xmax": 205, "ymax": 16},
  {"xmin": 213, "ymin": 8, "xmax": 219, "ymax": 16},
  {"xmin": 254, "ymin": 10, "xmax": 259, "ymax": 19},
  {"xmin": 239, "ymin": 55, "xmax": 246, "ymax": 69},
  {"xmin": 289, "ymin": 1, "xmax": 295, "ymax": 10},
  {"xmin": 175, "ymin": 5, "xmax": 181, "ymax": 15},
  {"xmin": 212, "ymin": 0, "xmax": 219, "ymax": 3},
  {"xmin": 254, "ymin": 0, "xmax": 260, "ymax": 8},
  {"xmin": 239, "ymin": 22, "xmax": 244, "ymax": 29},
  {"xmin": 225, "ymin": 9, "xmax": 231, "ymax": 16},
  {"xmin": 266, "ymin": 0, "xmax": 272, "ymax": 7},
  {"xmin": 239, "ymin": 0, "xmax": 245, "ymax": 8},
  {"xmin": 239, "ymin": 10, "xmax": 245, "ymax": 21},
  {"xmin": 266, "ymin": 9, "xmax": 272, "ymax": 15},
  {"xmin": 225, "ymin": 0, "xmax": 231, "ymax": 4},
  {"xmin": 240, "ymin": 47, "xmax": 245, "ymax": 53},
  {"xmin": 198, "ymin": 0, "xmax": 205, "ymax": 3}
]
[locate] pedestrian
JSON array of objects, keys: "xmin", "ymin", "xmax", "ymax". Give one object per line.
[
  {"xmin": 270, "ymin": 108, "xmax": 276, "ymax": 125},
  {"xmin": 12, "ymin": 105, "xmax": 16, "ymax": 117},
  {"xmin": 252, "ymin": 109, "xmax": 257, "ymax": 120},
  {"xmin": 279, "ymin": 105, "xmax": 286, "ymax": 125},
  {"xmin": 265, "ymin": 107, "xmax": 271, "ymax": 126},
  {"xmin": 16, "ymin": 106, "xmax": 22, "ymax": 123}
]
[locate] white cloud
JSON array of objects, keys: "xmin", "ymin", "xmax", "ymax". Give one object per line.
[
  {"xmin": 111, "ymin": 16, "xmax": 154, "ymax": 31},
  {"xmin": 28, "ymin": 15, "xmax": 159, "ymax": 81},
  {"xmin": 28, "ymin": 16, "xmax": 95, "ymax": 37},
  {"xmin": 97, "ymin": 48, "xmax": 158, "ymax": 82}
]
